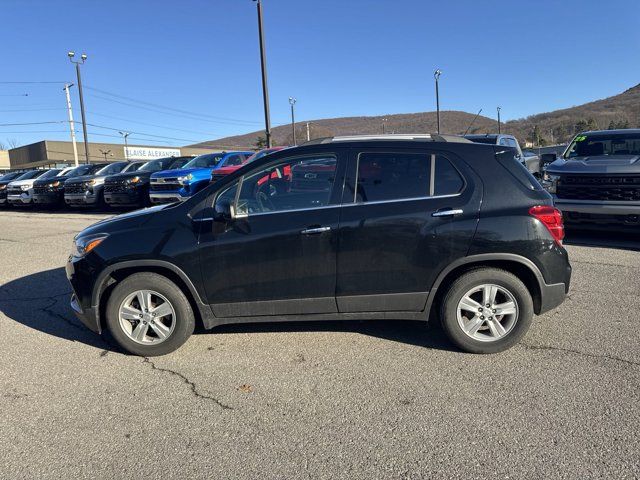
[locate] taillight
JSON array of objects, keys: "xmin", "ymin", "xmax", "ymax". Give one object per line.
[{"xmin": 529, "ymin": 205, "xmax": 565, "ymax": 245}]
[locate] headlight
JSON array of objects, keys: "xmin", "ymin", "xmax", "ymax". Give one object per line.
[
  {"xmin": 50, "ymin": 181, "xmax": 61, "ymax": 188},
  {"xmin": 0, "ymin": 185, "xmax": 6, "ymax": 190},
  {"xmin": 126, "ymin": 176, "xmax": 141, "ymax": 184},
  {"xmin": 72, "ymin": 234, "xmax": 108, "ymax": 258},
  {"xmin": 21, "ymin": 185, "xmax": 30, "ymax": 191},
  {"xmin": 177, "ymin": 174, "xmax": 193, "ymax": 184},
  {"xmin": 542, "ymin": 174, "xmax": 560, "ymax": 194}
]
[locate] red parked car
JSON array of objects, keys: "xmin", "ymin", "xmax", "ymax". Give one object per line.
[{"xmin": 210, "ymin": 146, "xmax": 288, "ymax": 183}]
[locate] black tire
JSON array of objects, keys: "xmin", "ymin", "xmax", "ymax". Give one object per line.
[
  {"xmin": 440, "ymin": 268, "xmax": 533, "ymax": 354},
  {"xmin": 105, "ymin": 272, "xmax": 195, "ymax": 356}
]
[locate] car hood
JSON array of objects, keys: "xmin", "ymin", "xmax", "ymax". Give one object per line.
[
  {"xmin": 106, "ymin": 171, "xmax": 153, "ymax": 181},
  {"xmin": 78, "ymin": 204, "xmax": 172, "ymax": 238},
  {"xmin": 547, "ymin": 155, "xmax": 640, "ymax": 175},
  {"xmin": 8, "ymin": 179, "xmax": 36, "ymax": 187},
  {"xmin": 152, "ymin": 167, "xmax": 210, "ymax": 179}
]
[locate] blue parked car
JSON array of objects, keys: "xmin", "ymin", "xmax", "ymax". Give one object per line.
[{"xmin": 149, "ymin": 151, "xmax": 254, "ymax": 204}]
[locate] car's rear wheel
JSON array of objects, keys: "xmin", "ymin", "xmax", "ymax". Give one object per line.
[
  {"xmin": 105, "ymin": 272, "xmax": 195, "ymax": 356},
  {"xmin": 440, "ymin": 268, "xmax": 533, "ymax": 353}
]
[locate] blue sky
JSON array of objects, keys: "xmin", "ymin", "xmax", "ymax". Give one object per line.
[{"xmin": 1, "ymin": 0, "xmax": 639, "ymax": 147}]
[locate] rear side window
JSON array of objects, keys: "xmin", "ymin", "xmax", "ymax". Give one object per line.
[
  {"xmin": 495, "ymin": 148, "xmax": 542, "ymax": 190},
  {"xmin": 356, "ymin": 152, "xmax": 431, "ymax": 202},
  {"xmin": 355, "ymin": 152, "xmax": 464, "ymax": 202},
  {"xmin": 434, "ymin": 156, "xmax": 464, "ymax": 196}
]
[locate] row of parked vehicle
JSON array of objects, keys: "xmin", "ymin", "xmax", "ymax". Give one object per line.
[{"xmin": 0, "ymin": 147, "xmax": 286, "ymax": 210}]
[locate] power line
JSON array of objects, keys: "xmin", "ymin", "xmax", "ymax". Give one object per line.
[
  {"xmin": 85, "ymin": 122, "xmax": 210, "ymax": 144},
  {"xmin": 0, "ymin": 121, "xmax": 66, "ymax": 126},
  {"xmin": 84, "ymin": 85, "xmax": 263, "ymax": 125},
  {"xmin": 86, "ymin": 111, "xmax": 221, "ymax": 136},
  {"xmin": 0, "ymin": 81, "xmax": 69, "ymax": 84},
  {"xmin": 0, "ymin": 108, "xmax": 66, "ymax": 112}
]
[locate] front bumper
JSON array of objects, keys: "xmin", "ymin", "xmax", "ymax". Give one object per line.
[
  {"xmin": 104, "ymin": 189, "xmax": 143, "ymax": 205},
  {"xmin": 33, "ymin": 192, "xmax": 63, "ymax": 204},
  {"xmin": 66, "ymin": 256, "xmax": 101, "ymax": 334},
  {"xmin": 553, "ymin": 198, "xmax": 640, "ymax": 229},
  {"xmin": 64, "ymin": 192, "xmax": 99, "ymax": 206},
  {"xmin": 149, "ymin": 191, "xmax": 188, "ymax": 204},
  {"xmin": 8, "ymin": 193, "xmax": 32, "ymax": 204}
]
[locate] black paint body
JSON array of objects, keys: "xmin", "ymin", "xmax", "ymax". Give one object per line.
[{"xmin": 66, "ymin": 139, "xmax": 571, "ymax": 334}]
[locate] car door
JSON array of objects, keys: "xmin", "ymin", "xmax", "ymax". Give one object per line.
[
  {"xmin": 336, "ymin": 147, "xmax": 481, "ymax": 313},
  {"xmin": 198, "ymin": 148, "xmax": 346, "ymax": 317}
]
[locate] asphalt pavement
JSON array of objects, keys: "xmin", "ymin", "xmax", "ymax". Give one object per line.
[{"xmin": 0, "ymin": 209, "xmax": 638, "ymax": 479}]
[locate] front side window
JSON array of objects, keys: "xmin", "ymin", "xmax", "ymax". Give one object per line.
[
  {"xmin": 184, "ymin": 154, "xmax": 224, "ymax": 169},
  {"xmin": 233, "ymin": 154, "xmax": 337, "ymax": 216},
  {"xmin": 96, "ymin": 163, "xmax": 126, "ymax": 176}
]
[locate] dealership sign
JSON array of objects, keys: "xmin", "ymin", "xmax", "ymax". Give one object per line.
[{"xmin": 125, "ymin": 147, "xmax": 181, "ymax": 160}]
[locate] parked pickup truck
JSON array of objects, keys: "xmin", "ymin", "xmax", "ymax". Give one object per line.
[
  {"xmin": 542, "ymin": 129, "xmax": 640, "ymax": 229},
  {"xmin": 465, "ymin": 134, "xmax": 540, "ymax": 176},
  {"xmin": 149, "ymin": 151, "xmax": 253, "ymax": 204}
]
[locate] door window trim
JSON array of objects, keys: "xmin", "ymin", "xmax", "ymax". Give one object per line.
[{"xmin": 350, "ymin": 150, "xmax": 467, "ymax": 205}]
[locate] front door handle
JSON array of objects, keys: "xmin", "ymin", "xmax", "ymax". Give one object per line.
[
  {"xmin": 301, "ymin": 226, "xmax": 331, "ymax": 235},
  {"xmin": 432, "ymin": 209, "xmax": 463, "ymax": 218}
]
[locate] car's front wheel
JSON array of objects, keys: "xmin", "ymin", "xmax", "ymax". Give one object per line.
[
  {"xmin": 105, "ymin": 272, "xmax": 195, "ymax": 356},
  {"xmin": 440, "ymin": 268, "xmax": 533, "ymax": 353}
]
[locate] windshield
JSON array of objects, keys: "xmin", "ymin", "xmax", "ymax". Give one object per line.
[
  {"xmin": 96, "ymin": 162, "xmax": 127, "ymax": 176},
  {"xmin": 122, "ymin": 162, "xmax": 144, "ymax": 173},
  {"xmin": 139, "ymin": 158, "xmax": 174, "ymax": 172},
  {"xmin": 16, "ymin": 170, "xmax": 46, "ymax": 180},
  {"xmin": 247, "ymin": 149, "xmax": 278, "ymax": 162},
  {"xmin": 169, "ymin": 158, "xmax": 189, "ymax": 169},
  {"xmin": 39, "ymin": 169, "xmax": 62, "ymax": 180},
  {"xmin": 0, "ymin": 172, "xmax": 21, "ymax": 182},
  {"xmin": 465, "ymin": 136, "xmax": 498, "ymax": 145},
  {"xmin": 565, "ymin": 132, "xmax": 640, "ymax": 159},
  {"xmin": 67, "ymin": 164, "xmax": 102, "ymax": 177},
  {"xmin": 184, "ymin": 153, "xmax": 224, "ymax": 169}
]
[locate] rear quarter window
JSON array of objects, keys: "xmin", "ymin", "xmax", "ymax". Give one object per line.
[{"xmin": 494, "ymin": 147, "xmax": 542, "ymax": 190}]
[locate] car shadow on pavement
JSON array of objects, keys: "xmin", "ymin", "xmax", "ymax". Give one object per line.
[
  {"xmin": 0, "ymin": 267, "xmax": 116, "ymax": 352},
  {"xmin": 564, "ymin": 228, "xmax": 640, "ymax": 251},
  {"xmin": 1, "ymin": 267, "xmax": 458, "ymax": 353}
]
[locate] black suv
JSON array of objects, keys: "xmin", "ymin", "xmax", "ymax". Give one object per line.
[{"xmin": 66, "ymin": 135, "xmax": 571, "ymax": 356}]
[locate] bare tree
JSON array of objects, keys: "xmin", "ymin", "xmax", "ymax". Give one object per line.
[
  {"xmin": 6, "ymin": 138, "xmax": 19, "ymax": 149},
  {"xmin": 0, "ymin": 141, "xmax": 6, "ymax": 150}
]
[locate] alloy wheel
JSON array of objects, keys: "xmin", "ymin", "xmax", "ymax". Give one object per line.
[
  {"xmin": 456, "ymin": 284, "xmax": 519, "ymax": 342},
  {"xmin": 118, "ymin": 290, "xmax": 176, "ymax": 345}
]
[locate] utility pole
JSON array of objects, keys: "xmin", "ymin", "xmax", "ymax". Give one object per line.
[
  {"xmin": 63, "ymin": 83, "xmax": 79, "ymax": 167},
  {"xmin": 382, "ymin": 118, "xmax": 387, "ymax": 134},
  {"xmin": 68, "ymin": 51, "xmax": 90, "ymax": 164},
  {"xmin": 306, "ymin": 122, "xmax": 310, "ymax": 142},
  {"xmin": 289, "ymin": 97, "xmax": 297, "ymax": 145},
  {"xmin": 254, "ymin": 0, "xmax": 272, "ymax": 147},
  {"xmin": 497, "ymin": 106, "xmax": 502, "ymax": 134},
  {"xmin": 434, "ymin": 69, "xmax": 442, "ymax": 134},
  {"xmin": 119, "ymin": 131, "xmax": 131, "ymax": 160}
]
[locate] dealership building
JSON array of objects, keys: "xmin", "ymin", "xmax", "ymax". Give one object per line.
[{"xmin": 4, "ymin": 140, "xmax": 252, "ymax": 170}]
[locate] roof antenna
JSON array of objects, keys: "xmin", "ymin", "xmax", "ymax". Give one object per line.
[{"xmin": 463, "ymin": 109, "xmax": 483, "ymax": 136}]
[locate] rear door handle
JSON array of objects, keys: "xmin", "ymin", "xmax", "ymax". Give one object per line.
[
  {"xmin": 432, "ymin": 209, "xmax": 464, "ymax": 218},
  {"xmin": 301, "ymin": 226, "xmax": 331, "ymax": 235}
]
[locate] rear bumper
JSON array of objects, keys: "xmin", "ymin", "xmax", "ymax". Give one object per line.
[{"xmin": 539, "ymin": 281, "xmax": 569, "ymax": 314}]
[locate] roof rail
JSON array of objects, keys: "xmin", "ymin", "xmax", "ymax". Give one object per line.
[{"xmin": 302, "ymin": 133, "xmax": 472, "ymax": 145}]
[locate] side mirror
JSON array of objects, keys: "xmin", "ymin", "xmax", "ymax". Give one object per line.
[{"xmin": 214, "ymin": 200, "xmax": 234, "ymax": 222}]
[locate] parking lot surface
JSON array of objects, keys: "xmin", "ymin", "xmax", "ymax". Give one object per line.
[{"xmin": 0, "ymin": 210, "xmax": 638, "ymax": 479}]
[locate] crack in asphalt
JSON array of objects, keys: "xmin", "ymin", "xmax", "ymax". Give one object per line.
[
  {"xmin": 520, "ymin": 342, "xmax": 640, "ymax": 368},
  {"xmin": 141, "ymin": 358, "xmax": 234, "ymax": 410}
]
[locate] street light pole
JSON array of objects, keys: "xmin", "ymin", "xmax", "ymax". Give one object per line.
[
  {"xmin": 68, "ymin": 51, "xmax": 90, "ymax": 164},
  {"xmin": 63, "ymin": 83, "xmax": 79, "ymax": 167},
  {"xmin": 99, "ymin": 149, "xmax": 111, "ymax": 162},
  {"xmin": 497, "ymin": 106, "xmax": 502, "ymax": 134},
  {"xmin": 119, "ymin": 131, "xmax": 131, "ymax": 161},
  {"xmin": 254, "ymin": 0, "xmax": 272, "ymax": 148},
  {"xmin": 434, "ymin": 69, "xmax": 442, "ymax": 134},
  {"xmin": 289, "ymin": 97, "xmax": 297, "ymax": 145}
]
